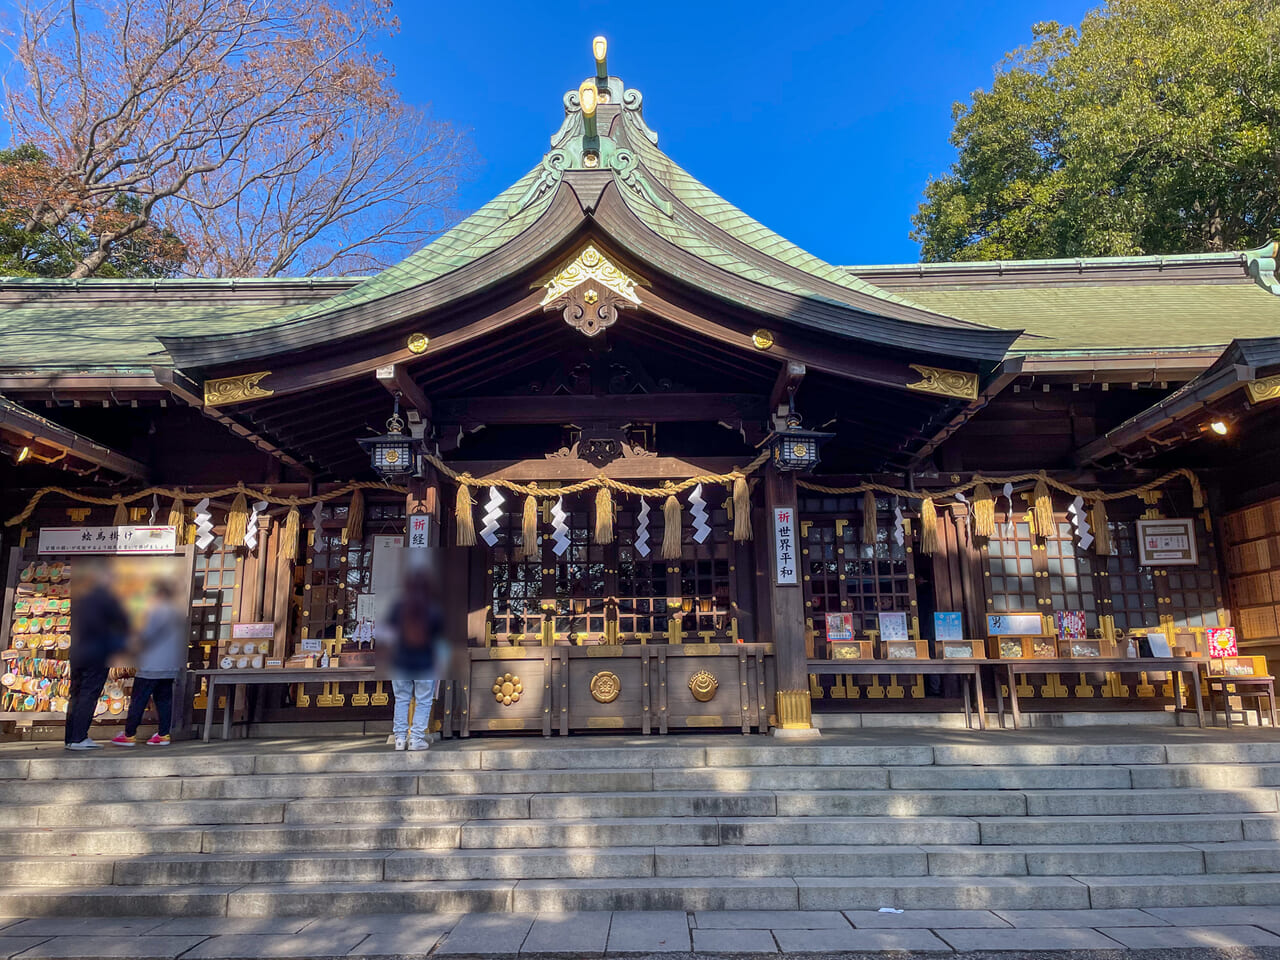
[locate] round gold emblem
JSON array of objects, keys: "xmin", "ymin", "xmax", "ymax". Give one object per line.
[
  {"xmin": 590, "ymin": 670, "xmax": 621, "ymax": 704},
  {"xmin": 689, "ymin": 670, "xmax": 718, "ymax": 702},
  {"xmin": 384, "ymin": 448, "xmax": 400, "ymax": 464},
  {"xmin": 751, "ymin": 329, "xmax": 775, "ymax": 350},
  {"xmin": 791, "ymin": 443, "xmax": 809, "ymax": 459},
  {"xmin": 493, "ymin": 672, "xmax": 523, "ymax": 706},
  {"xmin": 407, "ymin": 332, "xmax": 429, "ymax": 354}
]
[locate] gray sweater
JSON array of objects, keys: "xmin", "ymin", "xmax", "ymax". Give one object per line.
[{"xmin": 136, "ymin": 605, "xmax": 187, "ymax": 679}]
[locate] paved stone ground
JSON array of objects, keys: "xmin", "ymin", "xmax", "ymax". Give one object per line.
[{"xmin": 8, "ymin": 908, "xmax": 1280, "ymax": 958}]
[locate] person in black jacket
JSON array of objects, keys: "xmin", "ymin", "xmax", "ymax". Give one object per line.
[{"xmin": 65, "ymin": 561, "xmax": 129, "ymax": 750}]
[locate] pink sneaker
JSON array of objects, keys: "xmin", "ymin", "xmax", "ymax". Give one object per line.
[
  {"xmin": 110, "ymin": 732, "xmax": 136, "ymax": 747},
  {"xmin": 146, "ymin": 734, "xmax": 171, "ymax": 746}
]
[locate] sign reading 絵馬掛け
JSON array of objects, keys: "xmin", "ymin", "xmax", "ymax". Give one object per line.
[
  {"xmin": 1136, "ymin": 518, "xmax": 1198, "ymax": 566},
  {"xmin": 772, "ymin": 507, "xmax": 798, "ymax": 585},
  {"xmin": 38, "ymin": 525, "xmax": 178, "ymax": 556}
]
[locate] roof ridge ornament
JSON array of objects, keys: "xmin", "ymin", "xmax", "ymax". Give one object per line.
[
  {"xmin": 540, "ymin": 243, "xmax": 642, "ymax": 337},
  {"xmin": 1245, "ymin": 240, "xmax": 1280, "ymax": 296}
]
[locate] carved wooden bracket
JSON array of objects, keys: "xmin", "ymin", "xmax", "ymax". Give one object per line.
[{"xmin": 540, "ymin": 244, "xmax": 642, "ymax": 337}]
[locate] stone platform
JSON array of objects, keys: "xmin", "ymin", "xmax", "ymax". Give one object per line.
[{"xmin": 3, "ymin": 728, "xmax": 1280, "ymax": 920}]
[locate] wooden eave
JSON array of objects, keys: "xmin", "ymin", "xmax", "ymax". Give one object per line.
[
  {"xmin": 0, "ymin": 395, "xmax": 148, "ymax": 479},
  {"xmin": 1076, "ymin": 338, "xmax": 1280, "ymax": 465}
]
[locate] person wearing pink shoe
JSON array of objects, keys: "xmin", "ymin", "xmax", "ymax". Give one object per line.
[{"xmin": 115, "ymin": 580, "xmax": 185, "ymax": 746}]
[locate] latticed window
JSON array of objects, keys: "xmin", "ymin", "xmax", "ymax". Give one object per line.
[
  {"xmin": 488, "ymin": 499, "xmax": 544, "ymax": 640},
  {"xmin": 191, "ymin": 535, "xmax": 239, "ymax": 656},
  {"xmin": 679, "ymin": 498, "xmax": 732, "ymax": 639},
  {"xmin": 301, "ymin": 500, "xmax": 406, "ymax": 641},
  {"xmin": 1166, "ymin": 521, "xmax": 1221, "ymax": 629},
  {"xmin": 1103, "ymin": 521, "xmax": 1160, "ymax": 632},
  {"xmin": 617, "ymin": 500, "xmax": 668, "ymax": 638},
  {"xmin": 801, "ymin": 495, "xmax": 916, "ymax": 641},
  {"xmin": 1045, "ymin": 521, "xmax": 1098, "ymax": 630},
  {"xmin": 986, "ymin": 521, "xmax": 1038, "ymax": 614}
]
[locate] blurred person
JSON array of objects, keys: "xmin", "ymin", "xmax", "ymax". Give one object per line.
[
  {"xmin": 65, "ymin": 560, "xmax": 129, "ymax": 750},
  {"xmin": 379, "ymin": 559, "xmax": 444, "ymax": 751},
  {"xmin": 113, "ymin": 580, "xmax": 185, "ymax": 746}
]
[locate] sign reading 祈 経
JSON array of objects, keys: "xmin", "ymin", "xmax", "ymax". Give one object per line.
[{"xmin": 38, "ymin": 525, "xmax": 178, "ymax": 555}]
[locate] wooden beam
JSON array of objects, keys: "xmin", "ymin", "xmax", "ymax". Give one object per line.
[
  {"xmin": 375, "ymin": 364, "xmax": 432, "ymax": 420},
  {"xmin": 434, "ymin": 393, "xmax": 767, "ymax": 427},
  {"xmin": 770, "ymin": 361, "xmax": 807, "ymax": 417}
]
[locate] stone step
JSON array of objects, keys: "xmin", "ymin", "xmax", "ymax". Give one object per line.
[
  {"xmin": 886, "ymin": 765, "xmax": 1135, "ymax": 791},
  {"xmin": 462, "ymin": 817, "xmax": 723, "ymax": 849},
  {"xmin": 32, "ymin": 798, "xmax": 287, "ymax": 828},
  {"xmin": 1018, "ymin": 787, "xmax": 1278, "ymax": 817},
  {"xmin": 1132, "ymin": 763, "xmax": 1280, "ymax": 790},
  {"xmin": 975, "ymin": 813, "xmax": 1250, "ymax": 845},
  {"xmin": 5, "ymin": 841, "xmax": 1261, "ymax": 886},
  {"xmin": 282, "ymin": 794, "xmax": 530, "ymax": 824}
]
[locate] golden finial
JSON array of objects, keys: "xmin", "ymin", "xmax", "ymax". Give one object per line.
[
  {"xmin": 579, "ymin": 80, "xmax": 598, "ymax": 118},
  {"xmin": 593, "ymin": 36, "xmax": 608, "ymax": 77}
]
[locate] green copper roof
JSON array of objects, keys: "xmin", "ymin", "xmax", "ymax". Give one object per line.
[{"xmin": 900, "ymin": 284, "xmax": 1280, "ymax": 353}]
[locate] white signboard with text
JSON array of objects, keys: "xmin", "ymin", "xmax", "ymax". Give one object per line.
[
  {"xmin": 1136, "ymin": 518, "xmax": 1199, "ymax": 566},
  {"xmin": 38, "ymin": 525, "xmax": 177, "ymax": 556},
  {"xmin": 408, "ymin": 515, "xmax": 430, "ymax": 549},
  {"xmin": 772, "ymin": 507, "xmax": 798, "ymax": 585}
]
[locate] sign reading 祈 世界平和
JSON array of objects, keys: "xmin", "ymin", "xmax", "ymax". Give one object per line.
[
  {"xmin": 773, "ymin": 507, "xmax": 797, "ymax": 585},
  {"xmin": 38, "ymin": 525, "xmax": 178, "ymax": 555}
]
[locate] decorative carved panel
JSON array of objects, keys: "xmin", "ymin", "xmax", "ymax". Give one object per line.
[
  {"xmin": 541, "ymin": 245, "xmax": 642, "ymax": 337},
  {"xmin": 904, "ymin": 364, "xmax": 979, "ymax": 401},
  {"xmin": 204, "ymin": 371, "xmax": 274, "ymax": 406}
]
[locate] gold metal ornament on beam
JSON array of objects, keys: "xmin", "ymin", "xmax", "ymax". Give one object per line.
[
  {"xmin": 590, "ymin": 670, "xmax": 621, "ymax": 703},
  {"xmin": 905, "ymin": 364, "xmax": 979, "ymax": 401},
  {"xmin": 751, "ymin": 329, "xmax": 774, "ymax": 350},
  {"xmin": 689, "ymin": 669, "xmax": 718, "ymax": 702},
  {"xmin": 493, "ymin": 672, "xmax": 523, "ymax": 706},
  {"xmin": 203, "ymin": 371, "xmax": 274, "ymax": 406},
  {"xmin": 1246, "ymin": 375, "xmax": 1280, "ymax": 404},
  {"xmin": 407, "ymin": 332, "xmax": 429, "ymax": 354}
]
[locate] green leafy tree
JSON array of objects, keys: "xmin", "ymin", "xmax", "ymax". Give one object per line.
[
  {"xmin": 0, "ymin": 145, "xmax": 186, "ymax": 277},
  {"xmin": 912, "ymin": 0, "xmax": 1280, "ymax": 261}
]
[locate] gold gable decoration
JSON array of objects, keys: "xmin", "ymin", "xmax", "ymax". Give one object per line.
[
  {"xmin": 204, "ymin": 371, "xmax": 274, "ymax": 406},
  {"xmin": 1246, "ymin": 375, "xmax": 1280, "ymax": 404},
  {"xmin": 540, "ymin": 244, "xmax": 642, "ymax": 337},
  {"xmin": 904, "ymin": 364, "xmax": 979, "ymax": 401}
]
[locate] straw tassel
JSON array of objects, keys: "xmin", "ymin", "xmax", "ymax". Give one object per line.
[
  {"xmin": 166, "ymin": 497, "xmax": 186, "ymax": 542},
  {"xmin": 1033, "ymin": 474, "xmax": 1053, "ymax": 539},
  {"xmin": 1090, "ymin": 500, "xmax": 1112, "ymax": 556},
  {"xmin": 224, "ymin": 492, "xmax": 249, "ymax": 547},
  {"xmin": 520, "ymin": 490, "xmax": 539, "ymax": 559},
  {"xmin": 972, "ymin": 482, "xmax": 995, "ymax": 539},
  {"xmin": 661, "ymin": 491, "xmax": 683, "ymax": 560},
  {"xmin": 862, "ymin": 490, "xmax": 878, "ymax": 546},
  {"xmin": 594, "ymin": 486, "xmax": 615, "ymax": 544},
  {"xmin": 919, "ymin": 497, "xmax": 938, "ymax": 555},
  {"xmin": 455, "ymin": 483, "xmax": 476, "ymax": 547},
  {"xmin": 281, "ymin": 505, "xmax": 301, "ymax": 562},
  {"xmin": 1188, "ymin": 472, "xmax": 1205, "ymax": 509},
  {"xmin": 732, "ymin": 476, "xmax": 752, "ymax": 541},
  {"xmin": 345, "ymin": 488, "xmax": 364, "ymax": 543},
  {"xmin": 111, "ymin": 499, "xmax": 128, "ymax": 526}
]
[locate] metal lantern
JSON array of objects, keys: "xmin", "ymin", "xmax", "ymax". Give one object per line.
[
  {"xmin": 768, "ymin": 425, "xmax": 831, "ymax": 471},
  {"xmin": 357, "ymin": 395, "xmax": 415, "ymax": 478}
]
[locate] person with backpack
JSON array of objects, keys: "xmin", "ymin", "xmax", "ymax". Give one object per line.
[
  {"xmin": 65, "ymin": 561, "xmax": 129, "ymax": 750},
  {"xmin": 381, "ymin": 562, "xmax": 445, "ymax": 751}
]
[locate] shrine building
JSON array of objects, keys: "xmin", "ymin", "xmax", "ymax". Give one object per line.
[{"xmin": 3, "ymin": 40, "xmax": 1280, "ymax": 736}]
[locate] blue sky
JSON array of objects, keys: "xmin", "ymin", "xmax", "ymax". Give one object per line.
[{"xmin": 382, "ymin": 0, "xmax": 1098, "ymax": 266}]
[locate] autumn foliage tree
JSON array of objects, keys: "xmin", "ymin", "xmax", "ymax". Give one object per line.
[
  {"xmin": 912, "ymin": 0, "xmax": 1280, "ymax": 262},
  {"xmin": 3, "ymin": 0, "xmax": 474, "ymax": 278}
]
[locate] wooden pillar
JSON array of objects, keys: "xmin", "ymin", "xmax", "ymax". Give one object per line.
[{"xmin": 764, "ymin": 466, "xmax": 814, "ymax": 733}]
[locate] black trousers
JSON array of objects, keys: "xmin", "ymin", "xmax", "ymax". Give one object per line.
[
  {"xmin": 65, "ymin": 665, "xmax": 109, "ymax": 744},
  {"xmin": 125, "ymin": 677, "xmax": 174, "ymax": 737}
]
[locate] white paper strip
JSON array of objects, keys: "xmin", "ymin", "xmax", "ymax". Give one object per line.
[
  {"xmin": 550, "ymin": 496, "xmax": 570, "ymax": 557},
  {"xmin": 194, "ymin": 497, "xmax": 215, "ymax": 550},
  {"xmin": 479, "ymin": 487, "xmax": 505, "ymax": 547},
  {"xmin": 149, "ymin": 493, "xmax": 159, "ymax": 524},
  {"xmin": 243, "ymin": 500, "xmax": 269, "ymax": 552},
  {"xmin": 689, "ymin": 483, "xmax": 710, "ymax": 544},
  {"xmin": 893, "ymin": 505, "xmax": 905, "ymax": 546},
  {"xmin": 1002, "ymin": 481, "xmax": 1015, "ymax": 538},
  {"xmin": 636, "ymin": 499, "xmax": 651, "ymax": 558},
  {"xmin": 1068, "ymin": 494, "xmax": 1094, "ymax": 551}
]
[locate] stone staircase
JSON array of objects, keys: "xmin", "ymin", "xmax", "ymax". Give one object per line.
[{"xmin": 4, "ymin": 737, "xmax": 1280, "ymax": 917}]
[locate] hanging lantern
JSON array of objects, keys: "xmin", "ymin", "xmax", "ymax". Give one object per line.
[
  {"xmin": 765, "ymin": 389, "xmax": 832, "ymax": 472},
  {"xmin": 357, "ymin": 393, "xmax": 415, "ymax": 479}
]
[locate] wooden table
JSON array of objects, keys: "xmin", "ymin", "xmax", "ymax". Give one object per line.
[
  {"xmin": 808, "ymin": 659, "xmax": 990, "ymax": 730},
  {"xmin": 998, "ymin": 658, "xmax": 1205, "ymax": 729},
  {"xmin": 194, "ymin": 668, "xmax": 377, "ymax": 741},
  {"xmin": 1206, "ymin": 674, "xmax": 1277, "ymax": 727}
]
